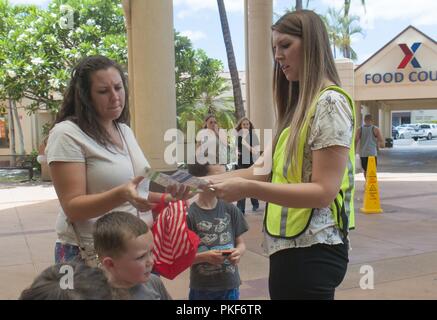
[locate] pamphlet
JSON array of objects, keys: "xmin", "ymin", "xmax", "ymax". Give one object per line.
[{"xmin": 144, "ymin": 168, "xmax": 213, "ymax": 192}]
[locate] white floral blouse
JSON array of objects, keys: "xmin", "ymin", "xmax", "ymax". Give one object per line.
[{"xmin": 263, "ymin": 89, "xmax": 354, "ymax": 256}]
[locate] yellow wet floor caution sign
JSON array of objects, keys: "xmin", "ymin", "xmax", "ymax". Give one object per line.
[{"xmin": 361, "ymin": 156, "xmax": 383, "ymax": 214}]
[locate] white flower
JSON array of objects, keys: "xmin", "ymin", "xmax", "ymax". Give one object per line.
[
  {"xmin": 86, "ymin": 19, "xmax": 95, "ymax": 26},
  {"xmin": 31, "ymin": 57, "xmax": 44, "ymax": 65},
  {"xmin": 26, "ymin": 27, "xmax": 36, "ymax": 34},
  {"xmin": 24, "ymin": 65, "xmax": 33, "ymax": 72},
  {"xmin": 17, "ymin": 34, "xmax": 27, "ymax": 42},
  {"xmin": 76, "ymin": 27, "xmax": 83, "ymax": 34},
  {"xmin": 48, "ymin": 78, "xmax": 60, "ymax": 89},
  {"xmin": 7, "ymin": 70, "xmax": 17, "ymax": 78},
  {"xmin": 8, "ymin": 30, "xmax": 15, "ymax": 37},
  {"xmin": 36, "ymin": 41, "xmax": 42, "ymax": 46}
]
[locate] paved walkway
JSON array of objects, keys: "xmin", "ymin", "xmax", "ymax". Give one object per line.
[{"xmin": 1, "ymin": 173, "xmax": 437, "ymax": 300}]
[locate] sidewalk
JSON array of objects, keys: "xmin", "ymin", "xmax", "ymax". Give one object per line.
[{"xmin": 1, "ymin": 173, "xmax": 437, "ymax": 299}]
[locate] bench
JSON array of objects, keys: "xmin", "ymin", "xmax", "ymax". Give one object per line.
[{"xmin": 0, "ymin": 155, "xmax": 34, "ymax": 181}]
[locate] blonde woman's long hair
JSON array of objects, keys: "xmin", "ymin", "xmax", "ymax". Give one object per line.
[{"xmin": 272, "ymin": 10, "xmax": 340, "ymax": 176}]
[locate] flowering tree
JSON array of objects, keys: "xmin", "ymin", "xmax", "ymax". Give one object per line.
[
  {"xmin": 0, "ymin": 0, "xmax": 126, "ymax": 115},
  {"xmin": 0, "ymin": 0, "xmax": 234, "ymax": 146},
  {"xmin": 175, "ymin": 32, "xmax": 235, "ymax": 133}
]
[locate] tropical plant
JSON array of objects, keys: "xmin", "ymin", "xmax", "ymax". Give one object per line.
[
  {"xmin": 175, "ymin": 33, "xmax": 235, "ymax": 133},
  {"xmin": 323, "ymin": 6, "xmax": 364, "ymax": 60},
  {"xmin": 0, "ymin": 1, "xmax": 234, "ymax": 146},
  {"xmin": 344, "ymin": 0, "xmax": 366, "ymax": 18},
  {"xmin": 216, "ymin": 0, "xmax": 245, "ymax": 121}
]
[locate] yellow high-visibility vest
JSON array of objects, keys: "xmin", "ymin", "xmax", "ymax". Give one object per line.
[{"xmin": 264, "ymin": 86, "xmax": 356, "ymax": 239}]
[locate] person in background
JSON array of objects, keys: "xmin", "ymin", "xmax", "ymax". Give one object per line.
[
  {"xmin": 197, "ymin": 114, "xmax": 229, "ymax": 167},
  {"xmin": 355, "ymin": 114, "xmax": 385, "ymax": 179},
  {"xmin": 234, "ymin": 117, "xmax": 260, "ymax": 214}
]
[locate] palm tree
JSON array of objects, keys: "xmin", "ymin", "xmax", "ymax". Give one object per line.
[
  {"xmin": 323, "ymin": 7, "xmax": 364, "ymax": 61},
  {"xmin": 323, "ymin": 7, "xmax": 343, "ymax": 58},
  {"xmin": 342, "ymin": 1, "xmax": 366, "ymax": 59},
  {"xmin": 216, "ymin": 0, "xmax": 245, "ymax": 121},
  {"xmin": 338, "ymin": 13, "xmax": 364, "ymax": 60},
  {"xmin": 296, "ymin": 0, "xmax": 303, "ymax": 10},
  {"xmin": 274, "ymin": 1, "xmax": 311, "ymax": 20},
  {"xmin": 344, "ymin": 0, "xmax": 366, "ymax": 18}
]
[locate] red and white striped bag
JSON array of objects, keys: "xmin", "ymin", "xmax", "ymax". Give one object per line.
[{"xmin": 151, "ymin": 196, "xmax": 200, "ymax": 280}]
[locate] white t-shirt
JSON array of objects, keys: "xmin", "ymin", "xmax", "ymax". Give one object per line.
[{"xmin": 46, "ymin": 120, "xmax": 152, "ymax": 247}]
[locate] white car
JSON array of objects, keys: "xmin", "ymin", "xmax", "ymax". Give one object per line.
[
  {"xmin": 397, "ymin": 125, "xmax": 417, "ymax": 139},
  {"xmin": 412, "ymin": 123, "xmax": 437, "ymax": 140}
]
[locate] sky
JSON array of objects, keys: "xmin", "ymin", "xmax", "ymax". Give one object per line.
[{"xmin": 8, "ymin": 0, "xmax": 437, "ymax": 71}]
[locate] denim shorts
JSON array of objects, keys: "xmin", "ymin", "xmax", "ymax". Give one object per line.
[
  {"xmin": 189, "ymin": 288, "xmax": 239, "ymax": 300},
  {"xmin": 54, "ymin": 242, "xmax": 81, "ymax": 263}
]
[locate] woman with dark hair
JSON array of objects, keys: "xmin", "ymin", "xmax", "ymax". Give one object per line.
[
  {"xmin": 46, "ymin": 56, "xmax": 186, "ymax": 264},
  {"xmin": 234, "ymin": 117, "xmax": 260, "ymax": 214}
]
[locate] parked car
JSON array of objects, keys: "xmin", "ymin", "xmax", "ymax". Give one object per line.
[
  {"xmin": 397, "ymin": 125, "xmax": 417, "ymax": 139},
  {"xmin": 411, "ymin": 125, "xmax": 425, "ymax": 141},
  {"xmin": 396, "ymin": 124, "xmax": 412, "ymax": 130},
  {"xmin": 411, "ymin": 123, "xmax": 437, "ymax": 140}
]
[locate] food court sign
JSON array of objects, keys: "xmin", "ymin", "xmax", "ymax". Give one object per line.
[{"xmin": 364, "ymin": 42, "xmax": 437, "ymax": 84}]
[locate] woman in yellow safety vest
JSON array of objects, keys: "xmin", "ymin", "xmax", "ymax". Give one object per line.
[{"xmin": 169, "ymin": 10, "xmax": 356, "ymax": 299}]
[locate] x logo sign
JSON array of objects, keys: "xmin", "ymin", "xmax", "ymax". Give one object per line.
[{"xmin": 398, "ymin": 43, "xmax": 421, "ymax": 69}]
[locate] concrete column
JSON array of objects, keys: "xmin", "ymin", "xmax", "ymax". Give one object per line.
[
  {"xmin": 244, "ymin": 0, "xmax": 250, "ymax": 117},
  {"xmin": 122, "ymin": 0, "xmax": 135, "ymax": 133},
  {"xmin": 122, "ymin": 0, "xmax": 177, "ymax": 171},
  {"xmin": 383, "ymin": 108, "xmax": 391, "ymax": 139},
  {"xmin": 336, "ymin": 59, "xmax": 354, "ymax": 100},
  {"xmin": 355, "ymin": 101, "xmax": 363, "ymax": 127},
  {"xmin": 336, "ymin": 58, "xmax": 360, "ymax": 134},
  {"xmin": 246, "ymin": 0, "xmax": 274, "ymax": 137},
  {"xmin": 378, "ymin": 106, "xmax": 385, "ymax": 138}
]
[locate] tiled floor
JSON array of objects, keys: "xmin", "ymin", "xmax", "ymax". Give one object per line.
[{"xmin": 1, "ymin": 174, "xmax": 437, "ymax": 300}]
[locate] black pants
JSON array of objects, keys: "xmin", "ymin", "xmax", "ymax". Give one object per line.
[
  {"xmin": 269, "ymin": 242, "xmax": 349, "ymax": 300},
  {"xmin": 237, "ymin": 197, "xmax": 259, "ymax": 214},
  {"xmin": 360, "ymin": 156, "xmax": 377, "ymax": 173}
]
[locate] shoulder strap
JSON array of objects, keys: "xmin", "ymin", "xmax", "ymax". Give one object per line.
[
  {"xmin": 68, "ymin": 220, "xmax": 99, "ymax": 267},
  {"xmin": 117, "ymin": 123, "xmax": 141, "ymax": 218}
]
